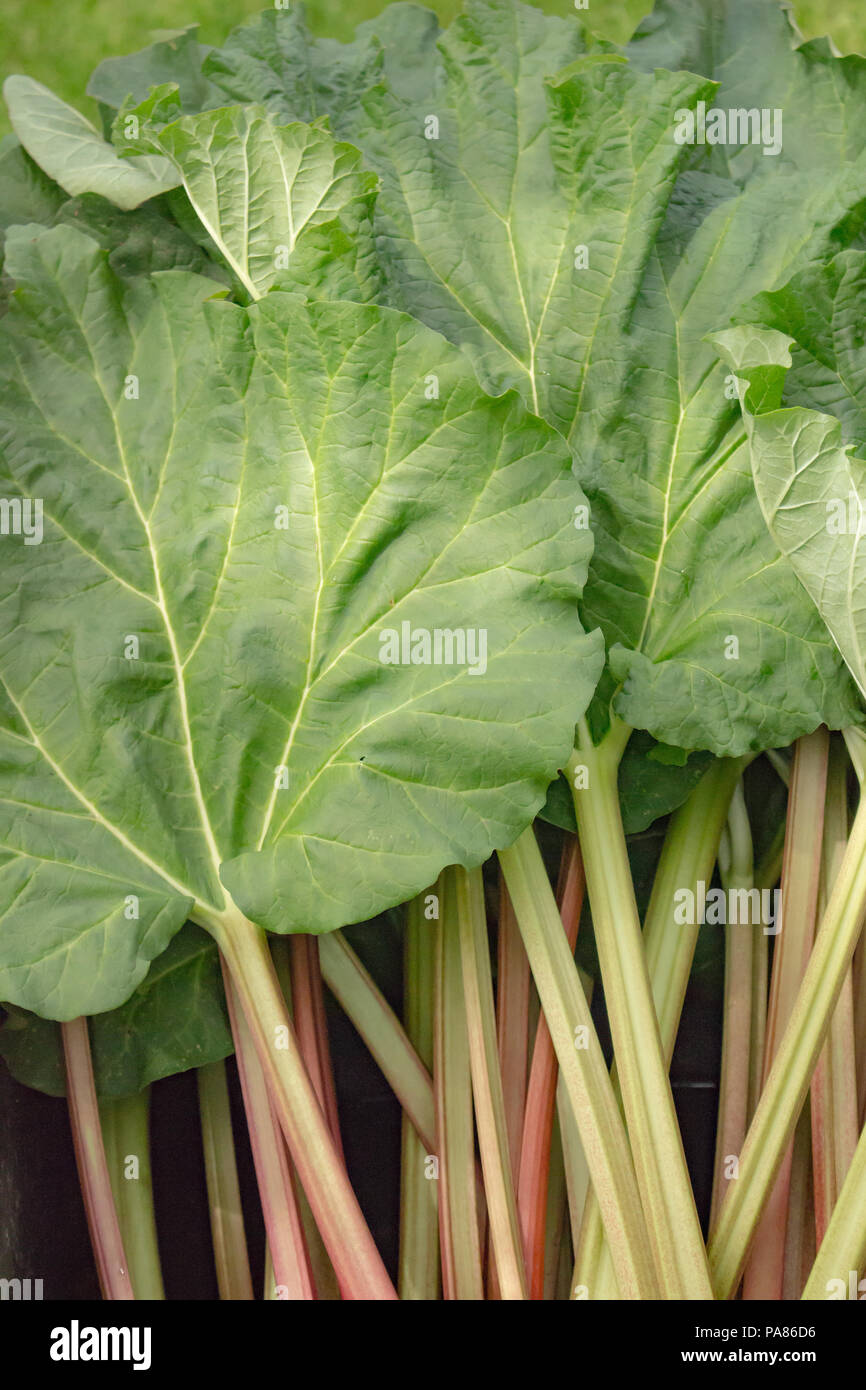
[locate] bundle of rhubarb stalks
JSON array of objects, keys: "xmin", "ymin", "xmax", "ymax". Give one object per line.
[{"xmin": 2, "ymin": 0, "xmax": 866, "ymax": 1301}]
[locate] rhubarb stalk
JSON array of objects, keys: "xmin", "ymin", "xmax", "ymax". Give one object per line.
[
  {"xmin": 454, "ymin": 864, "xmax": 527, "ymax": 1299},
  {"xmin": 435, "ymin": 870, "xmax": 484, "ymax": 1299},
  {"xmin": 398, "ymin": 893, "xmax": 440, "ymax": 1300},
  {"xmin": 742, "ymin": 729, "xmax": 828, "ymax": 1300},
  {"xmin": 196, "ymin": 1059, "xmax": 254, "ymax": 1300},
  {"xmin": 568, "ymin": 719, "xmax": 712, "ymax": 1298},
  {"xmin": 61, "ymin": 1017, "xmax": 133, "ymax": 1300}
]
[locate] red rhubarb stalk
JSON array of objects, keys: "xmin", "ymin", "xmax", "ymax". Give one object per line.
[
  {"xmin": 222, "ymin": 963, "xmax": 315, "ymax": 1300},
  {"xmin": 742, "ymin": 729, "xmax": 828, "ymax": 1300},
  {"xmin": 517, "ymin": 836, "xmax": 584, "ymax": 1298},
  {"xmin": 290, "ymin": 937, "xmax": 345, "ymax": 1157},
  {"xmin": 61, "ymin": 1017, "xmax": 134, "ymax": 1300}
]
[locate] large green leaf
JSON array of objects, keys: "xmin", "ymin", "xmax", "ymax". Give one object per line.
[
  {"xmin": 629, "ymin": 0, "xmax": 866, "ymax": 185},
  {"xmin": 210, "ymin": 1, "xmax": 711, "ymax": 424},
  {"xmin": 114, "ymin": 96, "xmax": 380, "ymax": 302},
  {"xmin": 0, "ymin": 141, "xmax": 217, "ymax": 289},
  {"xmin": 0, "ymin": 924, "xmax": 232, "ymax": 1098},
  {"xmin": 203, "ymin": 0, "xmax": 865, "ymax": 756},
  {"xmin": 0, "ymin": 142, "xmax": 66, "ymax": 310},
  {"xmin": 87, "ymin": 25, "xmax": 225, "ymax": 119},
  {"xmin": 0, "ymin": 142, "xmax": 65, "ymax": 237},
  {"xmin": 203, "ymin": 3, "xmax": 442, "ymax": 127},
  {"xmin": 575, "ymin": 0, "xmax": 866, "ymax": 753},
  {"xmin": 3, "ymin": 77, "xmax": 179, "ymax": 211},
  {"xmin": 0, "ymin": 222, "xmax": 602, "ymax": 1021},
  {"xmin": 715, "ymin": 251, "xmax": 866, "ymax": 702},
  {"xmin": 50, "ymin": 194, "xmax": 230, "ymax": 286}
]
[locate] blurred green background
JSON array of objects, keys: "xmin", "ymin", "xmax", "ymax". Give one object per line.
[{"xmin": 1, "ymin": 0, "xmax": 864, "ymax": 139}]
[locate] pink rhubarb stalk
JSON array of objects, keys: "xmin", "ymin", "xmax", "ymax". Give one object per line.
[
  {"xmin": 222, "ymin": 963, "xmax": 315, "ymax": 1300},
  {"xmin": 742, "ymin": 729, "xmax": 828, "ymax": 1300},
  {"xmin": 61, "ymin": 1017, "xmax": 134, "ymax": 1300},
  {"xmin": 517, "ymin": 836, "xmax": 584, "ymax": 1299}
]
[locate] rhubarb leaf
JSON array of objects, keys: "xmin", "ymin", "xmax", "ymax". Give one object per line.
[
  {"xmin": 715, "ymin": 251, "xmax": 866, "ymax": 704},
  {"xmin": 0, "ymin": 924, "xmax": 232, "ymax": 1098},
  {"xmin": 0, "ymin": 142, "xmax": 66, "ymax": 308},
  {"xmin": 0, "ymin": 222, "xmax": 601, "ymax": 1020},
  {"xmin": 212, "ymin": 0, "xmax": 865, "ymax": 755},
  {"xmin": 217, "ymin": 2, "xmax": 708, "ymax": 425},
  {"xmin": 113, "ymin": 100, "xmax": 380, "ymax": 302},
  {"xmin": 575, "ymin": 0, "xmax": 866, "ymax": 753},
  {"xmin": 3, "ymin": 77, "xmax": 180, "ymax": 211},
  {"xmin": 0, "ymin": 142, "xmax": 65, "ymax": 237},
  {"xmin": 204, "ymin": 2, "xmax": 442, "ymax": 127},
  {"xmin": 50, "ymin": 194, "xmax": 231, "ymax": 285},
  {"xmin": 87, "ymin": 25, "xmax": 225, "ymax": 118},
  {"xmin": 0, "ymin": 143, "xmax": 217, "ymax": 290}
]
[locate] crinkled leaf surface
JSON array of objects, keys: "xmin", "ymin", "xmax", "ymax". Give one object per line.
[
  {"xmin": 574, "ymin": 0, "xmax": 866, "ymax": 753},
  {"xmin": 87, "ymin": 25, "xmax": 226, "ymax": 118},
  {"xmin": 3, "ymin": 77, "xmax": 179, "ymax": 211},
  {"xmin": 715, "ymin": 251, "xmax": 866, "ymax": 704},
  {"xmin": 202, "ymin": 0, "xmax": 864, "ymax": 755},
  {"xmin": 0, "ymin": 222, "xmax": 601, "ymax": 1020},
  {"xmin": 0, "ymin": 142, "xmax": 66, "ymax": 309},
  {"xmin": 209, "ymin": 1, "xmax": 711, "ymax": 424},
  {"xmin": 0, "ymin": 142, "xmax": 65, "ymax": 238},
  {"xmin": 114, "ymin": 97, "xmax": 380, "ymax": 302},
  {"xmin": 50, "ymin": 193, "xmax": 231, "ymax": 286},
  {"xmin": 0, "ymin": 142, "xmax": 219, "ymax": 290},
  {"xmin": 203, "ymin": 2, "xmax": 442, "ymax": 129},
  {"xmin": 0, "ymin": 923, "xmax": 231, "ymax": 1098}
]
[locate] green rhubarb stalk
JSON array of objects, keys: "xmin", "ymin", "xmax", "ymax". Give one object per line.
[
  {"xmin": 319, "ymin": 930, "xmax": 435, "ymax": 1151},
  {"xmin": 487, "ymin": 869, "xmax": 531, "ymax": 1300},
  {"xmin": 708, "ymin": 776, "xmax": 866, "ymax": 1299},
  {"xmin": 454, "ymin": 865, "xmax": 527, "ymax": 1299},
  {"xmin": 496, "ymin": 869, "xmax": 531, "ymax": 1181},
  {"xmin": 642, "ymin": 757, "xmax": 751, "ymax": 1064},
  {"xmin": 568, "ymin": 718, "xmax": 712, "ymax": 1299},
  {"xmin": 810, "ymin": 738, "xmax": 859, "ymax": 1244},
  {"xmin": 747, "ymin": 786, "xmax": 780, "ymax": 1126},
  {"xmin": 578, "ymin": 754, "xmax": 746, "ymax": 1297},
  {"xmin": 742, "ymin": 729, "xmax": 828, "ymax": 1301},
  {"xmin": 204, "ymin": 906, "xmax": 397, "ymax": 1300},
  {"xmin": 557, "ymin": 1073, "xmax": 590, "ymax": 1258},
  {"xmin": 61, "ymin": 1018, "xmax": 134, "ymax": 1300},
  {"xmin": 101, "ymin": 1089, "xmax": 165, "ymax": 1300},
  {"xmin": 222, "ymin": 964, "xmax": 314, "ymax": 1300},
  {"xmin": 710, "ymin": 784, "xmax": 755, "ymax": 1229},
  {"xmin": 854, "ymin": 942, "xmax": 866, "ymax": 1126},
  {"xmin": 571, "ymin": 1189, "xmax": 606, "ymax": 1300},
  {"xmin": 840, "ymin": 729, "xmax": 866, "ymax": 1128},
  {"xmin": 196, "ymin": 1060, "xmax": 254, "ymax": 1301},
  {"xmin": 398, "ymin": 894, "xmax": 440, "ymax": 1301},
  {"xmin": 498, "ymin": 827, "xmax": 658, "ymax": 1300},
  {"xmin": 435, "ymin": 869, "xmax": 484, "ymax": 1300},
  {"xmin": 558, "ymin": 967, "xmax": 595, "ymax": 1293},
  {"xmin": 802, "ymin": 1111, "xmax": 866, "ymax": 1300}
]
